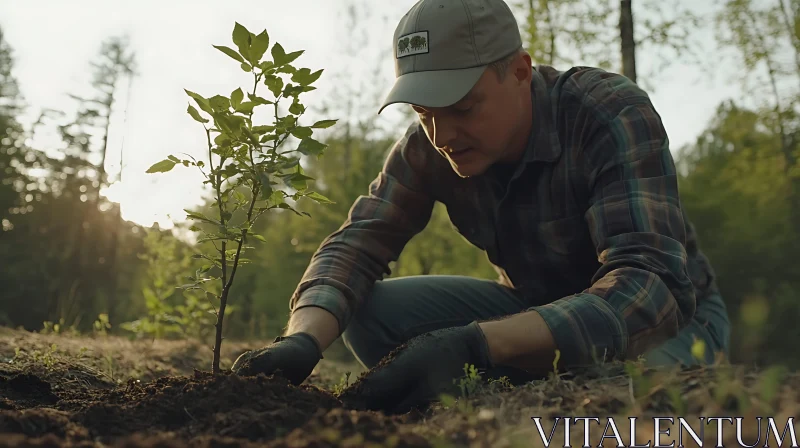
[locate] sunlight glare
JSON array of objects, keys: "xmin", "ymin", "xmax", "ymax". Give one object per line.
[{"xmin": 100, "ymin": 180, "xmax": 200, "ymax": 230}]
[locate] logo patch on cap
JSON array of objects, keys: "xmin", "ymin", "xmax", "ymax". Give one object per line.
[{"xmin": 396, "ymin": 31, "xmax": 429, "ymax": 58}]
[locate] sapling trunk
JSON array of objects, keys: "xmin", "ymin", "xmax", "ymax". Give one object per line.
[{"xmin": 145, "ymin": 22, "xmax": 336, "ymax": 375}]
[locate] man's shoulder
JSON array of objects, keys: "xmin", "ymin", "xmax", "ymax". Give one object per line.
[
  {"xmin": 393, "ymin": 121, "xmax": 434, "ymax": 163},
  {"xmin": 385, "ymin": 120, "xmax": 452, "ymax": 179},
  {"xmin": 537, "ymin": 65, "xmax": 655, "ymax": 124}
]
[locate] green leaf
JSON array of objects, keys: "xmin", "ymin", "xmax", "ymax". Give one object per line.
[
  {"xmin": 276, "ymin": 115, "xmax": 296, "ymax": 133},
  {"xmin": 276, "ymin": 65, "xmax": 296, "ymax": 74},
  {"xmin": 187, "ymin": 105, "xmax": 209, "ymax": 123},
  {"xmin": 240, "ymin": 62, "xmax": 252, "ymax": 72},
  {"xmin": 251, "ymin": 234, "xmax": 267, "ymax": 243},
  {"xmin": 267, "ymin": 190, "xmax": 285, "ymax": 207},
  {"xmin": 209, "ymin": 95, "xmax": 230, "ymax": 112},
  {"xmin": 278, "ymin": 203, "xmax": 305, "ymax": 217},
  {"xmin": 214, "ymin": 133, "xmax": 232, "ymax": 147},
  {"xmin": 264, "ymin": 75, "xmax": 284, "ymax": 98},
  {"xmin": 290, "ymin": 126, "xmax": 312, "ymax": 139},
  {"xmin": 230, "ymin": 88, "xmax": 244, "ymax": 109},
  {"xmin": 227, "ymin": 115, "xmax": 247, "ymax": 131},
  {"xmin": 248, "ymin": 94, "xmax": 274, "ymax": 105},
  {"xmin": 291, "ymin": 68, "xmax": 323, "ymax": 86},
  {"xmin": 168, "ymin": 155, "xmax": 180, "ymax": 162},
  {"xmin": 271, "ymin": 43, "xmax": 286, "ymax": 64},
  {"xmin": 259, "ymin": 61, "xmax": 275, "ymax": 72},
  {"xmin": 213, "ymin": 45, "xmax": 244, "ymax": 63},
  {"xmin": 278, "ymin": 158, "xmax": 300, "ymax": 170},
  {"xmin": 311, "ymin": 119, "xmax": 337, "ymax": 129},
  {"xmin": 289, "ymin": 100, "xmax": 305, "ymax": 115},
  {"xmin": 305, "ymin": 191, "xmax": 334, "ymax": 204},
  {"xmin": 271, "ymin": 43, "xmax": 304, "ymax": 66},
  {"xmin": 184, "ymin": 210, "xmax": 220, "ymax": 225},
  {"xmin": 232, "ymin": 22, "xmax": 252, "ymax": 61},
  {"xmin": 297, "ymin": 137, "xmax": 327, "ymax": 156},
  {"xmin": 250, "ymin": 30, "xmax": 270, "ymax": 63},
  {"xmin": 252, "ymin": 125, "xmax": 275, "ymax": 134},
  {"xmin": 259, "ymin": 172, "xmax": 274, "ymax": 200},
  {"xmin": 146, "ymin": 159, "xmax": 177, "ymax": 173},
  {"xmin": 284, "ymin": 172, "xmax": 314, "ymax": 190},
  {"xmin": 185, "ymin": 89, "xmax": 213, "ymax": 114},
  {"xmin": 214, "ymin": 114, "xmax": 234, "ymax": 134},
  {"xmin": 235, "ymin": 101, "xmax": 256, "ymax": 114},
  {"xmin": 242, "ymin": 127, "xmax": 259, "ymax": 145}
]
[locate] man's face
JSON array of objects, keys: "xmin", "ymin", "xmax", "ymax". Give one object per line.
[{"xmin": 412, "ymin": 52, "xmax": 534, "ymax": 178}]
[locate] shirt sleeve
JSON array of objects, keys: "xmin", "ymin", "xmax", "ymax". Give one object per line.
[
  {"xmin": 288, "ymin": 123, "xmax": 437, "ymax": 335},
  {"xmin": 529, "ymin": 75, "xmax": 697, "ymax": 367}
]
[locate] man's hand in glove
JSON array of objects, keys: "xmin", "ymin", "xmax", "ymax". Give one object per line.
[
  {"xmin": 342, "ymin": 321, "xmax": 494, "ymax": 414},
  {"xmin": 231, "ymin": 332, "xmax": 323, "ymax": 385}
]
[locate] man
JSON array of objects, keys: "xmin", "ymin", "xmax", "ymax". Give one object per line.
[{"xmin": 232, "ymin": 0, "xmax": 731, "ymax": 413}]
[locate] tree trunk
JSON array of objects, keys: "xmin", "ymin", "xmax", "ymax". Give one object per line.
[{"xmin": 619, "ymin": 0, "xmax": 637, "ymax": 83}]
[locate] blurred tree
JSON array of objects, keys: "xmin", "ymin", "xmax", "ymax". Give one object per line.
[
  {"xmin": 0, "ymin": 26, "xmax": 38, "ymax": 226},
  {"xmin": 715, "ymin": 0, "xmax": 799, "ymax": 225},
  {"xmin": 516, "ymin": 0, "xmax": 705, "ymax": 91},
  {"xmin": 619, "ymin": 0, "xmax": 636, "ymax": 82},
  {"xmin": 0, "ymin": 33, "xmax": 145, "ymax": 332},
  {"xmin": 50, "ymin": 36, "xmax": 137, "ymax": 324},
  {"xmin": 677, "ymin": 100, "xmax": 800, "ymax": 367}
]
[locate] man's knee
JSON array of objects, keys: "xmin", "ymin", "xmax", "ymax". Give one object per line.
[
  {"xmin": 340, "ymin": 282, "xmax": 402, "ymax": 368},
  {"xmin": 341, "ymin": 317, "xmax": 383, "ymax": 369}
]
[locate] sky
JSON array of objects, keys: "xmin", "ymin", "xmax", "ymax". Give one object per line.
[{"xmin": 0, "ymin": 0, "xmax": 745, "ymax": 229}]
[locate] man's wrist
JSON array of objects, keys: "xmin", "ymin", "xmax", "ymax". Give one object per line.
[
  {"xmin": 286, "ymin": 306, "xmax": 339, "ymax": 351},
  {"xmin": 477, "ymin": 310, "xmax": 558, "ymax": 373},
  {"xmin": 466, "ymin": 321, "xmax": 495, "ymax": 370}
]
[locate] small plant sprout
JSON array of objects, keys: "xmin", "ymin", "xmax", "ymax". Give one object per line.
[{"xmin": 145, "ymin": 22, "xmax": 337, "ymax": 374}]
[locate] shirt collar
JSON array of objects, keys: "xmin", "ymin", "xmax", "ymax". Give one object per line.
[{"xmin": 521, "ymin": 65, "xmax": 563, "ymax": 164}]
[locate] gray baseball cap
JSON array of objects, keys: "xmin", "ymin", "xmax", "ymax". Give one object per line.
[{"xmin": 378, "ymin": 0, "xmax": 523, "ymax": 114}]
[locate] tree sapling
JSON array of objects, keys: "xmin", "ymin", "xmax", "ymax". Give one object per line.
[{"xmin": 145, "ymin": 22, "xmax": 336, "ymax": 374}]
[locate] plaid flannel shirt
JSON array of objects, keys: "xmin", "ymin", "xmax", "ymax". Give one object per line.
[{"xmin": 289, "ymin": 65, "xmax": 720, "ymax": 367}]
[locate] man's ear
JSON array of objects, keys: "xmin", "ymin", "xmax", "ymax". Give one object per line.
[{"xmin": 514, "ymin": 51, "xmax": 533, "ymax": 86}]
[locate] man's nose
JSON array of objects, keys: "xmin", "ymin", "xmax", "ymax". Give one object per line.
[{"xmin": 431, "ymin": 114, "xmax": 458, "ymax": 150}]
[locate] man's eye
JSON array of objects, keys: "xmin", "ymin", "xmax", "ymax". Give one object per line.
[{"xmin": 454, "ymin": 105, "xmax": 473, "ymax": 113}]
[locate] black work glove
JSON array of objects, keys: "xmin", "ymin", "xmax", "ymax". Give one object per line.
[
  {"xmin": 340, "ymin": 321, "xmax": 493, "ymax": 414},
  {"xmin": 231, "ymin": 332, "xmax": 323, "ymax": 385}
]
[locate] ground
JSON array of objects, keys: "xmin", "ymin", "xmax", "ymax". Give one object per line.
[{"xmin": 0, "ymin": 326, "xmax": 798, "ymax": 447}]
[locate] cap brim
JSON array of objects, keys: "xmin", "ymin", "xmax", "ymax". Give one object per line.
[{"xmin": 377, "ymin": 66, "xmax": 487, "ymax": 115}]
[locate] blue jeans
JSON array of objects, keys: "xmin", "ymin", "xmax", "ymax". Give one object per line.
[{"xmin": 341, "ymin": 275, "xmax": 730, "ymax": 381}]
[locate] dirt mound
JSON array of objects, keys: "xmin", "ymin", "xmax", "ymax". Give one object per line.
[
  {"xmin": 76, "ymin": 370, "xmax": 340, "ymax": 441},
  {"xmin": 0, "ymin": 369, "xmax": 432, "ymax": 447},
  {"xmin": 0, "ymin": 374, "xmax": 59, "ymax": 410}
]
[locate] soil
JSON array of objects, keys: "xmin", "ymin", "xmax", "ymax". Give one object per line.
[
  {"xmin": 0, "ymin": 327, "xmax": 434, "ymax": 447},
  {"xmin": 0, "ymin": 368, "xmax": 430, "ymax": 447},
  {"xmin": 1, "ymin": 326, "xmax": 799, "ymax": 447}
]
